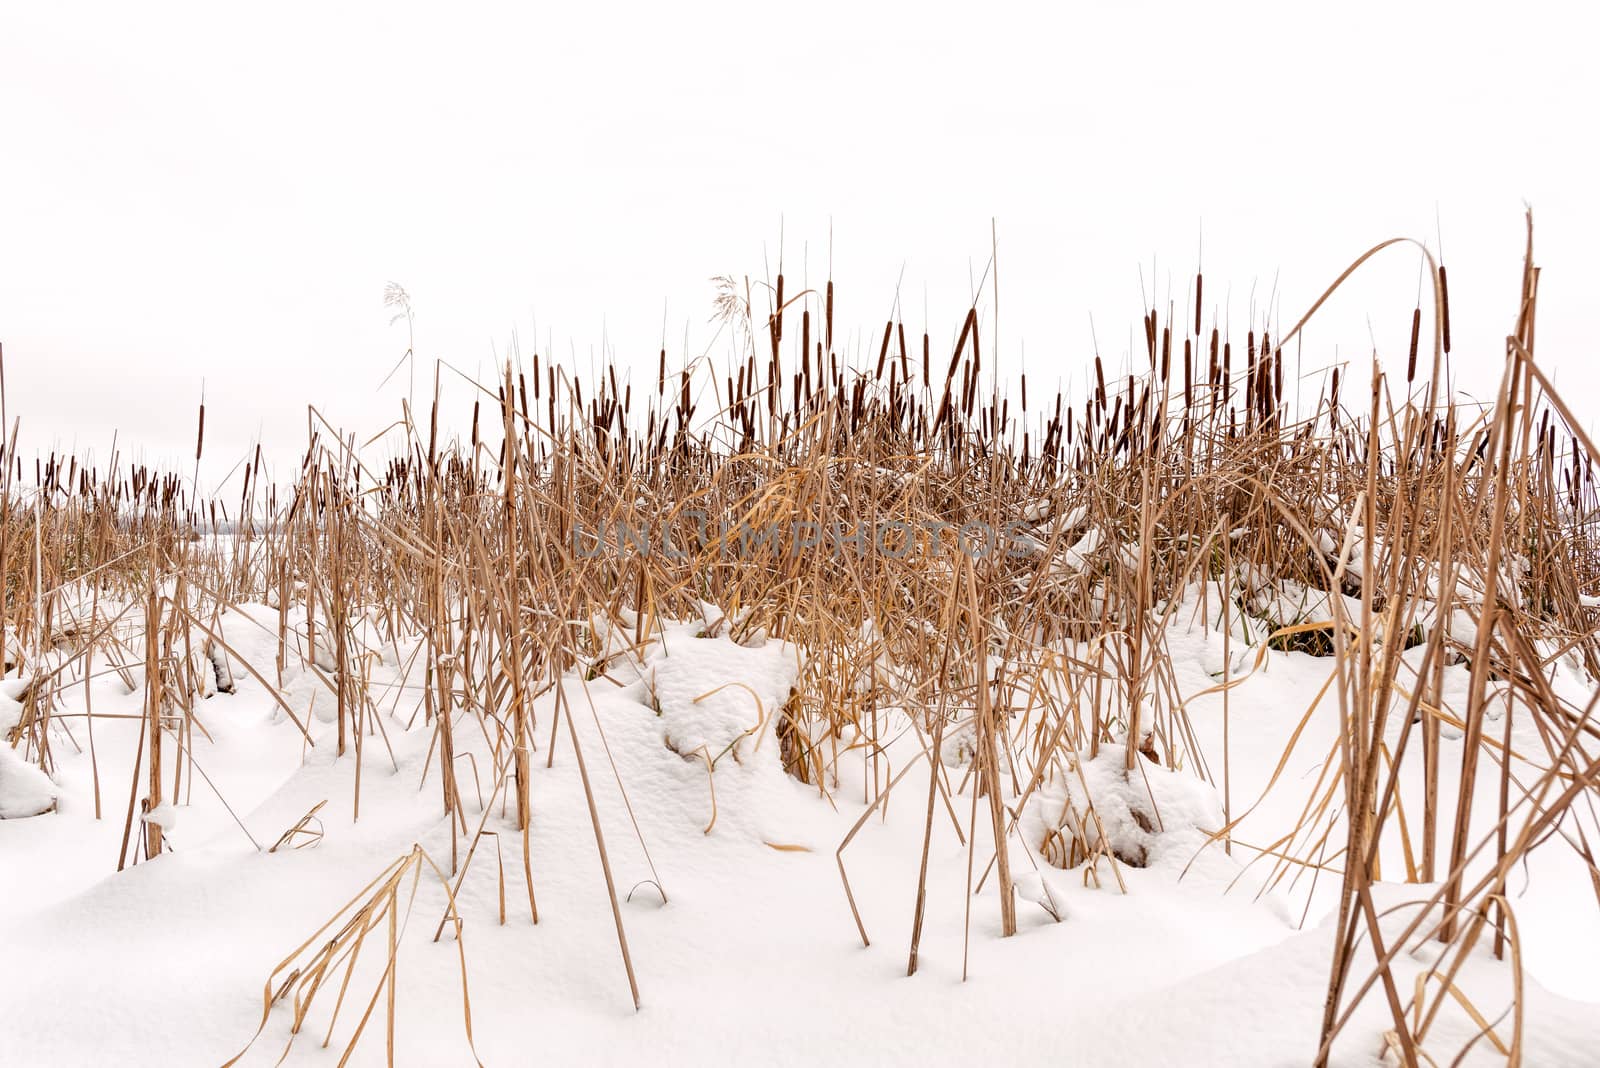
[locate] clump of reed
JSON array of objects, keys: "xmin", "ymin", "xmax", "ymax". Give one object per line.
[{"xmin": 4, "ymin": 214, "xmax": 1597, "ymax": 1064}]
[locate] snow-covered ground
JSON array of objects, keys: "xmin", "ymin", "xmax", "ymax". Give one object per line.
[{"xmin": 3, "ymin": 598, "xmax": 1597, "ymax": 1066}]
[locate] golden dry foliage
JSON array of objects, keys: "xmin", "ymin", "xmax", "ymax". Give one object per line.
[{"xmin": 3, "ymin": 216, "xmax": 1597, "ymax": 1063}]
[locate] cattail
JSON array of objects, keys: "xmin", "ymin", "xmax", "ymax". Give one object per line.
[
  {"xmin": 1407, "ymin": 307, "xmax": 1422, "ymax": 383},
  {"xmin": 801, "ymin": 310, "xmax": 811, "ymax": 382},
  {"xmin": 948, "ymin": 308, "xmax": 978, "ymax": 384},
  {"xmin": 1438, "ymin": 265, "xmax": 1452, "ymax": 354},
  {"xmin": 773, "ymin": 273, "xmax": 784, "ymax": 344},
  {"xmin": 825, "ymin": 280, "xmax": 834, "ymax": 352}
]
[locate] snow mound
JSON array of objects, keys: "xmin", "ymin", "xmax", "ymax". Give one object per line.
[
  {"xmin": 0, "ymin": 743, "xmax": 58, "ymax": 819},
  {"xmin": 1246, "ymin": 578, "xmax": 1362, "ymax": 631},
  {"xmin": 1023, "ymin": 748, "xmax": 1222, "ymax": 872},
  {"xmin": 145, "ymin": 801, "xmax": 180, "ymax": 831},
  {"xmin": 641, "ymin": 627, "xmax": 801, "ymax": 763},
  {"xmin": 0, "ymin": 678, "xmax": 26, "ymax": 735}
]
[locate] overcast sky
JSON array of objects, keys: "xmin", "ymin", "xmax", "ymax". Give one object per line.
[{"xmin": 3, "ymin": 2, "xmax": 1595, "ymax": 492}]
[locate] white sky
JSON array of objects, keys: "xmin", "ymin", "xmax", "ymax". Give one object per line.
[{"xmin": 3, "ymin": 2, "xmax": 1595, "ymax": 492}]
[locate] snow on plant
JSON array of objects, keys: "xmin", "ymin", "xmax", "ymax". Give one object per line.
[{"xmin": 1023, "ymin": 748, "xmax": 1224, "ymax": 874}]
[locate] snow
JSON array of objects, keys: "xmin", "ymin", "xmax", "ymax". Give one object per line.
[
  {"xmin": 1, "ymin": 586, "xmax": 1597, "ymax": 1065},
  {"xmin": 144, "ymin": 801, "xmax": 180, "ymax": 831},
  {"xmin": 0, "ymin": 740, "xmax": 57, "ymax": 818},
  {"xmin": 639, "ymin": 623, "xmax": 800, "ymax": 762},
  {"xmin": 0, "ymin": 677, "xmax": 30, "ymax": 736},
  {"xmin": 1022, "ymin": 748, "xmax": 1224, "ymax": 872}
]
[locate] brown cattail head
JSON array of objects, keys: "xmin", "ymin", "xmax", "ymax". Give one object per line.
[
  {"xmin": 1407, "ymin": 307, "xmax": 1422, "ymax": 383},
  {"xmin": 1438, "ymin": 265, "xmax": 1452, "ymax": 354},
  {"xmin": 825, "ymin": 280, "xmax": 834, "ymax": 352}
]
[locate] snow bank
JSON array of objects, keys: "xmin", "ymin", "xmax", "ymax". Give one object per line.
[
  {"xmin": 1023, "ymin": 748, "xmax": 1223, "ymax": 871},
  {"xmin": 0, "ymin": 743, "xmax": 58, "ymax": 819},
  {"xmin": 0, "ymin": 677, "xmax": 27, "ymax": 735},
  {"xmin": 641, "ymin": 625, "xmax": 800, "ymax": 763}
]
